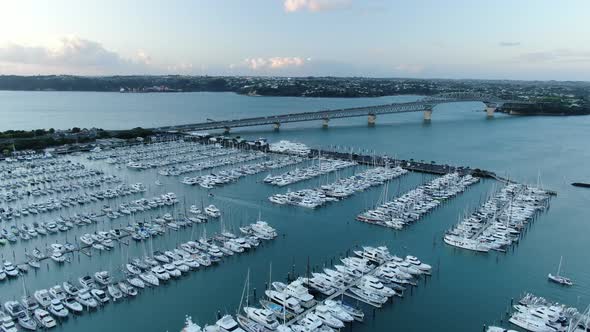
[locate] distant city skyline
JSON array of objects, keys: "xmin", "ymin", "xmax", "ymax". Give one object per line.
[{"xmin": 0, "ymin": 0, "xmax": 589, "ymax": 81}]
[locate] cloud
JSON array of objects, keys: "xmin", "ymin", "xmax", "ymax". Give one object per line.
[
  {"xmin": 517, "ymin": 49, "xmax": 590, "ymax": 63},
  {"xmin": 499, "ymin": 41, "xmax": 521, "ymax": 47},
  {"xmin": 0, "ymin": 36, "xmax": 190, "ymax": 75},
  {"xmin": 241, "ymin": 57, "xmax": 309, "ymax": 70},
  {"xmin": 284, "ymin": 0, "xmax": 351, "ymax": 12}
]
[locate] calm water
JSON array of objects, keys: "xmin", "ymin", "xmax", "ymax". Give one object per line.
[{"xmin": 0, "ymin": 91, "xmax": 589, "ymax": 332}]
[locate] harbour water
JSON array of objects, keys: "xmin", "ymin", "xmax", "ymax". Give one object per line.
[{"xmin": 0, "ymin": 91, "xmax": 589, "ymax": 332}]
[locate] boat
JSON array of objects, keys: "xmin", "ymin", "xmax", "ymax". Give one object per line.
[
  {"xmin": 34, "ymin": 308, "xmax": 56, "ymax": 328},
  {"xmin": 486, "ymin": 327, "xmax": 518, "ymax": 332},
  {"xmin": 33, "ymin": 289, "xmax": 52, "ymax": 307},
  {"xmin": 63, "ymin": 281, "xmax": 80, "ymax": 296},
  {"xmin": 94, "ymin": 271, "xmax": 112, "ymax": 286},
  {"xmin": 182, "ymin": 316, "xmax": 203, "ymax": 332},
  {"xmin": 49, "ymin": 285, "xmax": 67, "ymax": 300},
  {"xmin": 48, "ymin": 298, "xmax": 69, "ymax": 318},
  {"xmin": 107, "ymin": 284, "xmax": 123, "ymax": 301},
  {"xmin": 63, "ymin": 297, "xmax": 83, "ymax": 313},
  {"xmin": 139, "ymin": 272, "xmax": 160, "ymax": 286},
  {"xmin": 571, "ymin": 182, "xmax": 590, "ymax": 188},
  {"xmin": 322, "ymin": 300, "xmax": 356, "ymax": 322},
  {"xmin": 17, "ymin": 313, "xmax": 37, "ymax": 331},
  {"xmin": 313, "ymin": 305, "xmax": 344, "ymax": 329},
  {"xmin": 78, "ymin": 275, "xmax": 96, "ymax": 289},
  {"xmin": 76, "ymin": 289, "xmax": 98, "ymax": 309},
  {"xmin": 264, "ymin": 290, "xmax": 304, "ymax": 314},
  {"xmin": 204, "ymin": 205, "xmax": 221, "ymax": 218},
  {"xmin": 215, "ymin": 315, "xmax": 246, "ymax": 332},
  {"xmin": 548, "ymin": 256, "xmax": 573, "ymax": 286},
  {"xmin": 243, "ymin": 307, "xmax": 279, "ymax": 330},
  {"xmin": 0, "ymin": 314, "xmax": 17, "ymax": 332},
  {"xmin": 90, "ymin": 289, "xmax": 109, "ymax": 304},
  {"xmin": 118, "ymin": 282, "xmax": 138, "ymax": 297},
  {"xmin": 3, "ymin": 301, "xmax": 24, "ymax": 318}
]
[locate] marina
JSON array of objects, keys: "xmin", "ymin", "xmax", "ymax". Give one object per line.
[{"xmin": 0, "ymin": 94, "xmax": 585, "ymax": 332}]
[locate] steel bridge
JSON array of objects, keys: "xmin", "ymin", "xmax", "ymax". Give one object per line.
[{"xmin": 157, "ymin": 92, "xmax": 526, "ymax": 133}]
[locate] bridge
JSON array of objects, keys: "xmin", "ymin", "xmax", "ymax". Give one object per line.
[{"xmin": 157, "ymin": 92, "xmax": 527, "ymax": 134}]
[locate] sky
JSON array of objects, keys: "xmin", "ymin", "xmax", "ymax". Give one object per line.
[{"xmin": 0, "ymin": 0, "xmax": 589, "ymax": 80}]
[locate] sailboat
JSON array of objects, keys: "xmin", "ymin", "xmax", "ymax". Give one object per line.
[{"xmin": 548, "ymin": 256, "xmax": 573, "ymax": 286}]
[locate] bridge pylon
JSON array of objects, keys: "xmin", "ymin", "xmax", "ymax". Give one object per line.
[
  {"xmin": 273, "ymin": 122, "xmax": 281, "ymax": 131},
  {"xmin": 485, "ymin": 104, "xmax": 496, "ymax": 118},
  {"xmin": 368, "ymin": 114, "xmax": 376, "ymax": 126},
  {"xmin": 423, "ymin": 109, "xmax": 433, "ymax": 122},
  {"xmin": 223, "ymin": 127, "xmax": 231, "ymax": 135},
  {"xmin": 322, "ymin": 118, "xmax": 329, "ymax": 128}
]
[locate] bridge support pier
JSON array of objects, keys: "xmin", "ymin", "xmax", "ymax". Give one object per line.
[
  {"xmin": 368, "ymin": 114, "xmax": 376, "ymax": 126},
  {"xmin": 322, "ymin": 118, "xmax": 329, "ymax": 128},
  {"xmin": 273, "ymin": 122, "xmax": 281, "ymax": 131},
  {"xmin": 423, "ymin": 109, "xmax": 432, "ymax": 122},
  {"xmin": 486, "ymin": 107, "xmax": 496, "ymax": 118},
  {"xmin": 223, "ymin": 127, "xmax": 231, "ymax": 135}
]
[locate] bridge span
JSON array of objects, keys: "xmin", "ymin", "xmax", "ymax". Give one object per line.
[{"xmin": 157, "ymin": 92, "xmax": 525, "ymax": 134}]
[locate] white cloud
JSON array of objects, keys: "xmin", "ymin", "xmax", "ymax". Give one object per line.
[
  {"xmin": 284, "ymin": 0, "xmax": 351, "ymax": 13},
  {"xmin": 243, "ymin": 57, "xmax": 308, "ymax": 70},
  {"xmin": 0, "ymin": 36, "xmax": 190, "ymax": 75}
]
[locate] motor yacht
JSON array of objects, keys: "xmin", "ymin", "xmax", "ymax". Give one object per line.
[
  {"xmin": 48, "ymin": 298, "xmax": 69, "ymax": 318},
  {"xmin": 265, "ymin": 290, "xmax": 304, "ymax": 314},
  {"xmin": 76, "ymin": 289, "xmax": 98, "ymax": 309},
  {"xmin": 33, "ymin": 289, "xmax": 52, "ymax": 307},
  {"xmin": 33, "ymin": 309, "xmax": 56, "ymax": 329},
  {"xmin": 90, "ymin": 289, "xmax": 109, "ymax": 304},
  {"xmin": 94, "ymin": 271, "xmax": 112, "ymax": 286},
  {"xmin": 243, "ymin": 307, "xmax": 279, "ymax": 330}
]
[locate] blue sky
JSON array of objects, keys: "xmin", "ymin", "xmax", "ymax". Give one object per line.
[{"xmin": 0, "ymin": 0, "xmax": 589, "ymax": 80}]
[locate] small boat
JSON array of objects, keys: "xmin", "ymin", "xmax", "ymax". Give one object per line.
[
  {"xmin": 0, "ymin": 314, "xmax": 17, "ymax": 332},
  {"xmin": 17, "ymin": 313, "xmax": 38, "ymax": 331},
  {"xmin": 63, "ymin": 281, "xmax": 80, "ymax": 296},
  {"xmin": 94, "ymin": 271, "xmax": 112, "ymax": 286},
  {"xmin": 78, "ymin": 275, "xmax": 96, "ymax": 289},
  {"xmin": 548, "ymin": 256, "xmax": 573, "ymax": 286}
]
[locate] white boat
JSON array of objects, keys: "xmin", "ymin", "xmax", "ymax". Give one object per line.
[
  {"xmin": 94, "ymin": 271, "xmax": 112, "ymax": 286},
  {"xmin": 215, "ymin": 315, "xmax": 245, "ymax": 332},
  {"xmin": 63, "ymin": 281, "xmax": 80, "ymax": 296},
  {"xmin": 33, "ymin": 309, "xmax": 56, "ymax": 329},
  {"xmin": 33, "ymin": 289, "xmax": 52, "ymax": 307},
  {"xmin": 204, "ymin": 205, "xmax": 221, "ymax": 218},
  {"xmin": 48, "ymin": 298, "xmax": 69, "ymax": 318},
  {"xmin": 78, "ymin": 275, "xmax": 96, "ymax": 289},
  {"xmin": 313, "ymin": 306, "xmax": 344, "ymax": 328},
  {"xmin": 151, "ymin": 266, "xmax": 170, "ymax": 281},
  {"xmin": 140, "ymin": 272, "xmax": 160, "ymax": 286},
  {"xmin": 76, "ymin": 289, "xmax": 98, "ymax": 309},
  {"xmin": 17, "ymin": 313, "xmax": 37, "ymax": 331},
  {"xmin": 486, "ymin": 326, "xmax": 518, "ymax": 332},
  {"xmin": 127, "ymin": 276, "xmax": 146, "ymax": 289},
  {"xmin": 509, "ymin": 312, "xmax": 556, "ymax": 332},
  {"xmin": 265, "ymin": 290, "xmax": 304, "ymax": 314},
  {"xmin": 2, "ymin": 262, "xmax": 18, "ymax": 278},
  {"xmin": 63, "ymin": 297, "xmax": 83, "ymax": 313},
  {"xmin": 182, "ymin": 316, "xmax": 203, "ymax": 332},
  {"xmin": 90, "ymin": 289, "xmax": 109, "ymax": 304},
  {"xmin": 107, "ymin": 284, "xmax": 123, "ymax": 301},
  {"xmin": 548, "ymin": 256, "xmax": 573, "ymax": 286},
  {"xmin": 325, "ymin": 300, "xmax": 364, "ymax": 322},
  {"xmin": 321, "ymin": 301, "xmax": 354, "ymax": 322},
  {"xmin": 49, "ymin": 285, "xmax": 67, "ymax": 300},
  {"xmin": 243, "ymin": 307, "xmax": 279, "ymax": 330},
  {"xmin": 118, "ymin": 282, "xmax": 138, "ymax": 297},
  {"xmin": 0, "ymin": 315, "xmax": 17, "ymax": 332}
]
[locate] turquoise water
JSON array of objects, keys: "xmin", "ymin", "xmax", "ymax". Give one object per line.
[{"xmin": 0, "ymin": 91, "xmax": 589, "ymax": 332}]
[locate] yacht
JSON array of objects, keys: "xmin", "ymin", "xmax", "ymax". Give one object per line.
[
  {"xmin": 243, "ymin": 307, "xmax": 279, "ymax": 330},
  {"xmin": 358, "ymin": 275, "xmax": 396, "ymax": 297},
  {"xmin": 323, "ymin": 300, "xmax": 357, "ymax": 322},
  {"xmin": 2, "ymin": 262, "xmax": 18, "ymax": 278},
  {"xmin": 204, "ymin": 205, "xmax": 221, "ymax": 218},
  {"xmin": 63, "ymin": 281, "xmax": 80, "ymax": 296},
  {"xmin": 107, "ymin": 284, "xmax": 123, "ymax": 301},
  {"xmin": 48, "ymin": 298, "xmax": 69, "ymax": 318},
  {"xmin": 49, "ymin": 285, "xmax": 67, "ymax": 300},
  {"xmin": 34, "ymin": 309, "xmax": 56, "ymax": 329},
  {"xmin": 265, "ymin": 290, "xmax": 304, "ymax": 314},
  {"xmin": 3, "ymin": 301, "xmax": 24, "ymax": 318},
  {"xmin": 78, "ymin": 275, "xmax": 96, "ymax": 289},
  {"xmin": 548, "ymin": 256, "xmax": 573, "ymax": 286},
  {"xmin": 273, "ymin": 279, "xmax": 315, "ymax": 308},
  {"xmin": 151, "ymin": 266, "xmax": 170, "ymax": 281},
  {"xmin": 0, "ymin": 314, "xmax": 17, "ymax": 332},
  {"xmin": 215, "ymin": 315, "xmax": 245, "ymax": 332},
  {"xmin": 94, "ymin": 271, "xmax": 112, "ymax": 286},
  {"xmin": 313, "ymin": 306, "xmax": 344, "ymax": 329},
  {"xmin": 118, "ymin": 282, "xmax": 138, "ymax": 297},
  {"xmin": 17, "ymin": 312, "xmax": 37, "ymax": 331},
  {"xmin": 90, "ymin": 289, "xmax": 109, "ymax": 304},
  {"xmin": 348, "ymin": 287, "xmax": 387, "ymax": 307},
  {"xmin": 140, "ymin": 272, "xmax": 160, "ymax": 286},
  {"xmin": 76, "ymin": 289, "xmax": 98, "ymax": 309},
  {"xmin": 33, "ymin": 289, "xmax": 52, "ymax": 307},
  {"xmin": 63, "ymin": 297, "xmax": 83, "ymax": 313}
]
